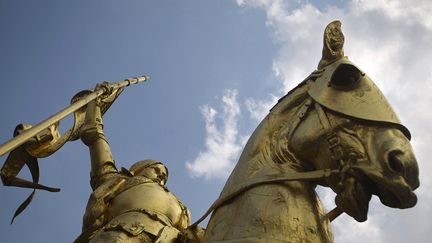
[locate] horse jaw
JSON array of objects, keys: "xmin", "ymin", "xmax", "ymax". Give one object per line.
[
  {"xmin": 364, "ymin": 128, "xmax": 419, "ymax": 208},
  {"xmin": 337, "ymin": 128, "xmax": 419, "ymax": 222},
  {"xmin": 334, "ymin": 177, "xmax": 372, "ymax": 222}
]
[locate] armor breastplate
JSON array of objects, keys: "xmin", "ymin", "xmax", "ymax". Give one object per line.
[{"xmin": 108, "ymin": 179, "xmax": 185, "ymax": 227}]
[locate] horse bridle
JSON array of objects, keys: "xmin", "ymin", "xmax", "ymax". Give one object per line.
[{"xmin": 190, "ymin": 97, "xmax": 360, "ymax": 228}]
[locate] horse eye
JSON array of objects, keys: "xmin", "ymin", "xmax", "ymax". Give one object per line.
[{"xmin": 330, "ymin": 63, "xmax": 362, "ymax": 90}]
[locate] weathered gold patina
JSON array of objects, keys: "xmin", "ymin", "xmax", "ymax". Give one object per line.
[
  {"xmin": 0, "ymin": 76, "xmax": 149, "ymax": 223},
  {"xmin": 74, "ymin": 98, "xmax": 194, "ymax": 242},
  {"xmin": 0, "ymin": 21, "xmax": 420, "ymax": 243},
  {"xmin": 202, "ymin": 20, "xmax": 419, "ymax": 242}
]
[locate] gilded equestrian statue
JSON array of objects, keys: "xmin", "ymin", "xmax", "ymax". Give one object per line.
[
  {"xmin": 0, "ymin": 21, "xmax": 420, "ymax": 243},
  {"xmin": 200, "ymin": 20, "xmax": 419, "ymax": 243}
]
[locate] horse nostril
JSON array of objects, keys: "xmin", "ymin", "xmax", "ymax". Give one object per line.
[{"xmin": 387, "ymin": 150, "xmax": 405, "ymax": 175}]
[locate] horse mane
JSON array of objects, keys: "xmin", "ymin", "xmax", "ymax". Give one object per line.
[
  {"xmin": 222, "ymin": 78, "xmax": 313, "ymax": 191},
  {"xmin": 270, "ymin": 78, "xmax": 311, "ymax": 115}
]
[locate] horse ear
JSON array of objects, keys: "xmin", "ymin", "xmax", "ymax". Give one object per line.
[{"xmin": 318, "ymin": 20, "xmax": 345, "ymax": 69}]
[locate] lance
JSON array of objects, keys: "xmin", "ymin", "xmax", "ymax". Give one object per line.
[
  {"xmin": 0, "ymin": 75, "xmax": 149, "ymax": 157},
  {"xmin": 0, "ymin": 75, "xmax": 149, "ymax": 223}
]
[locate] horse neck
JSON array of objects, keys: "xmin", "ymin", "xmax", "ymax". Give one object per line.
[
  {"xmin": 266, "ymin": 83, "xmax": 332, "ymax": 242},
  {"xmin": 260, "ymin": 82, "xmax": 312, "ymax": 169},
  {"xmin": 211, "ymin": 83, "xmax": 333, "ymax": 242},
  {"xmin": 222, "ymin": 82, "xmax": 313, "ymax": 194}
]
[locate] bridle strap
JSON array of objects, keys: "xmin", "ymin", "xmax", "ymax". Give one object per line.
[
  {"xmin": 314, "ymin": 102, "xmax": 356, "ymax": 221},
  {"xmin": 190, "ymin": 168, "xmax": 340, "ymax": 227},
  {"xmin": 190, "ymin": 102, "xmax": 349, "ymax": 228},
  {"xmin": 314, "ymin": 102, "xmax": 345, "ymax": 163},
  {"xmin": 287, "ymin": 98, "xmax": 313, "ymax": 142}
]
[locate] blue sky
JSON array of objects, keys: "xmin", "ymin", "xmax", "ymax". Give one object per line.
[{"xmin": 1, "ymin": 1, "xmax": 431, "ymax": 242}]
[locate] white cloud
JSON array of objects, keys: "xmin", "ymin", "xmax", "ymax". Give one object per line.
[
  {"xmin": 352, "ymin": 0, "xmax": 432, "ymax": 29},
  {"xmin": 186, "ymin": 89, "xmax": 245, "ymax": 179},
  {"xmin": 186, "ymin": 90, "xmax": 277, "ymax": 180},
  {"xmin": 235, "ymin": 0, "xmax": 432, "ymax": 242},
  {"xmin": 245, "ymin": 95, "xmax": 278, "ymax": 122}
]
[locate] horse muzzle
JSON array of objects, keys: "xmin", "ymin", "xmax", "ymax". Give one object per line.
[{"xmin": 353, "ymin": 147, "xmax": 419, "ymax": 209}]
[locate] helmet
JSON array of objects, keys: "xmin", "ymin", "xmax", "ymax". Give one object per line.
[
  {"xmin": 129, "ymin": 159, "xmax": 169, "ymax": 178},
  {"xmin": 308, "ymin": 57, "xmax": 411, "ymax": 139}
]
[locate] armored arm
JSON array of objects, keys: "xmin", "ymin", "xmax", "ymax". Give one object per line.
[{"xmin": 80, "ymin": 97, "xmax": 118, "ymax": 190}]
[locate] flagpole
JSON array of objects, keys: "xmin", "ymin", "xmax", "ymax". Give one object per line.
[{"xmin": 0, "ymin": 75, "xmax": 149, "ymax": 157}]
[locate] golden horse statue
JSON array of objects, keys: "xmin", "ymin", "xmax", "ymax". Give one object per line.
[{"xmin": 200, "ymin": 21, "xmax": 420, "ymax": 243}]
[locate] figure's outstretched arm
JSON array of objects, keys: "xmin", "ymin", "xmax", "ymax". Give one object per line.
[{"xmin": 80, "ymin": 97, "xmax": 118, "ymax": 190}]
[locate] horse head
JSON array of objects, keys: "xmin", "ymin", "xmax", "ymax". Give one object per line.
[
  {"xmin": 289, "ymin": 20, "xmax": 419, "ymax": 222},
  {"xmin": 203, "ymin": 21, "xmax": 419, "ymax": 243}
]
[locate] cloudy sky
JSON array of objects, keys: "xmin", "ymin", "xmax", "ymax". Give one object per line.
[{"xmin": 0, "ymin": 1, "xmax": 431, "ymax": 242}]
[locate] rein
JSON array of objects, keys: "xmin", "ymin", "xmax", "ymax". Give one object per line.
[
  {"xmin": 190, "ymin": 98, "xmax": 354, "ymax": 228},
  {"xmin": 190, "ymin": 168, "xmax": 342, "ymax": 227},
  {"xmin": 313, "ymin": 101, "xmax": 353, "ymax": 221}
]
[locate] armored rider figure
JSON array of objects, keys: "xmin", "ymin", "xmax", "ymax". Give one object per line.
[{"xmin": 74, "ymin": 95, "xmax": 191, "ymax": 243}]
